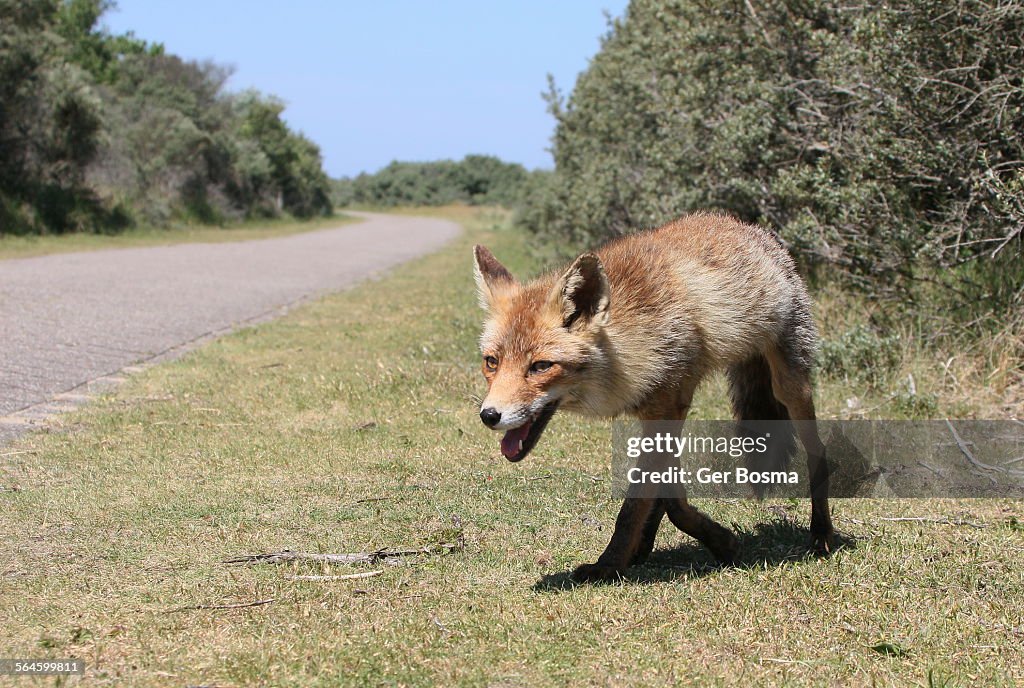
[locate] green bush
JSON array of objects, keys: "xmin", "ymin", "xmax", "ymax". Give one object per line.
[
  {"xmin": 333, "ymin": 155, "xmax": 534, "ymax": 208},
  {"xmin": 891, "ymin": 389, "xmax": 939, "ymax": 418},
  {"xmin": 522, "ymin": 0, "xmax": 1023, "ymax": 322},
  {"xmin": 819, "ymin": 325, "xmax": 901, "ymax": 387}
]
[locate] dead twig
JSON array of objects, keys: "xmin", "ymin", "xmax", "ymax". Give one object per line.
[
  {"xmin": 880, "ymin": 516, "xmax": 987, "ymax": 529},
  {"xmin": 164, "ymin": 598, "xmax": 275, "ymax": 613},
  {"xmin": 224, "ymin": 542, "xmax": 461, "ymax": 566},
  {"xmin": 286, "ymin": 570, "xmax": 383, "ymax": 581},
  {"xmin": 945, "ymin": 420, "xmax": 1024, "ymax": 476}
]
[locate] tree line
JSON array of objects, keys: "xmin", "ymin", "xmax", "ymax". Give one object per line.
[
  {"xmin": 332, "ymin": 155, "xmax": 544, "ymax": 208},
  {"xmin": 517, "ymin": 0, "xmax": 1023, "ymax": 324},
  {"xmin": 1, "ymin": 0, "xmax": 332, "ymax": 235}
]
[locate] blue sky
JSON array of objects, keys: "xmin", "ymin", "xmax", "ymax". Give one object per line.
[{"xmin": 102, "ymin": 2, "xmax": 630, "ymax": 178}]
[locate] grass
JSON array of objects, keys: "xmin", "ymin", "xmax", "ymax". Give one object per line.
[
  {"xmin": 0, "ymin": 212, "xmax": 359, "ymax": 261},
  {"xmin": 1, "ymin": 207, "xmax": 1021, "ymax": 686}
]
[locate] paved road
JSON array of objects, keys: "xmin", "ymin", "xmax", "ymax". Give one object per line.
[{"xmin": 0, "ymin": 212, "xmax": 459, "ymax": 443}]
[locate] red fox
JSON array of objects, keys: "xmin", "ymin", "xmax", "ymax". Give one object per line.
[{"xmin": 474, "ymin": 212, "xmax": 834, "ymax": 582}]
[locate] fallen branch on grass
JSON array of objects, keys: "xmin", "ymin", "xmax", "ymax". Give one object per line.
[
  {"xmin": 286, "ymin": 570, "xmax": 384, "ymax": 581},
  {"xmin": 164, "ymin": 598, "xmax": 275, "ymax": 613},
  {"xmin": 945, "ymin": 420, "xmax": 1024, "ymax": 476},
  {"xmin": 879, "ymin": 516, "xmax": 987, "ymax": 529},
  {"xmin": 224, "ymin": 542, "xmax": 461, "ymax": 566}
]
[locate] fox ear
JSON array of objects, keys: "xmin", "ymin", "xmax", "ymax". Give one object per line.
[
  {"xmin": 550, "ymin": 253, "xmax": 610, "ymax": 330},
  {"xmin": 473, "ymin": 245, "xmax": 515, "ymax": 310}
]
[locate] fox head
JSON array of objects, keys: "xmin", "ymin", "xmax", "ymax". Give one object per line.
[{"xmin": 473, "ymin": 245, "xmax": 610, "ymax": 462}]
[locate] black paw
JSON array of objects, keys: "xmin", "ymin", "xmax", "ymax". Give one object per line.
[
  {"xmin": 810, "ymin": 529, "xmax": 836, "ymax": 557},
  {"xmin": 570, "ymin": 563, "xmax": 627, "ymax": 583},
  {"xmin": 710, "ymin": 531, "xmax": 740, "ymax": 565}
]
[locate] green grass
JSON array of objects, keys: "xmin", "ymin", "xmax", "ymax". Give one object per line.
[
  {"xmin": 1, "ymin": 208, "xmax": 1021, "ymax": 686},
  {"xmin": 0, "ymin": 212, "xmax": 359, "ymax": 261}
]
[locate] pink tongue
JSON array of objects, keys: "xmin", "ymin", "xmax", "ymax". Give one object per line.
[{"xmin": 501, "ymin": 422, "xmax": 533, "ymax": 459}]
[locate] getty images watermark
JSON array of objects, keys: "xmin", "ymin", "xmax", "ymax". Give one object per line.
[
  {"xmin": 624, "ymin": 431, "xmax": 798, "ymax": 488},
  {"xmin": 612, "ymin": 420, "xmax": 1024, "ymax": 499}
]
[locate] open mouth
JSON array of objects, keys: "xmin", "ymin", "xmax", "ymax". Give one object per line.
[{"xmin": 499, "ymin": 401, "xmax": 559, "ymax": 462}]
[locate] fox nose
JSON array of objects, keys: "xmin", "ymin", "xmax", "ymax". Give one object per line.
[{"xmin": 480, "ymin": 407, "xmax": 501, "ymax": 428}]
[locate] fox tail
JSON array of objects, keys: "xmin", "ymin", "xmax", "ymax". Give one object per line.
[{"xmin": 727, "ymin": 355, "xmax": 797, "ymax": 497}]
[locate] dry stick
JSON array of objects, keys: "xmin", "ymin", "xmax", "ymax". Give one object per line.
[
  {"xmin": 880, "ymin": 516, "xmax": 987, "ymax": 529},
  {"xmin": 164, "ymin": 598, "xmax": 275, "ymax": 614},
  {"xmin": 946, "ymin": 419, "xmax": 1024, "ymax": 476},
  {"xmin": 287, "ymin": 571, "xmax": 384, "ymax": 582},
  {"xmin": 224, "ymin": 542, "xmax": 460, "ymax": 566},
  {"xmin": 743, "ymin": 0, "xmax": 774, "ymax": 48}
]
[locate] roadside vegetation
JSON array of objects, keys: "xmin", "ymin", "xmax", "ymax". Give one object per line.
[
  {"xmin": 332, "ymin": 155, "xmax": 544, "ymax": 209},
  {"xmin": 516, "ymin": 0, "xmax": 1023, "ymax": 414},
  {"xmin": 1, "ymin": 207, "xmax": 1021, "ymax": 685},
  {"xmin": 1, "ymin": 0, "xmax": 332, "ymax": 236}
]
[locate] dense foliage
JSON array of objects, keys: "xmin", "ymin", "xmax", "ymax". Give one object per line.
[
  {"xmin": 333, "ymin": 155, "xmax": 537, "ymax": 208},
  {"xmin": 0, "ymin": 0, "xmax": 331, "ymax": 235},
  {"xmin": 522, "ymin": 0, "xmax": 1023, "ymax": 315}
]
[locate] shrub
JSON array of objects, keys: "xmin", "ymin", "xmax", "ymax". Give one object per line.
[
  {"xmin": 819, "ymin": 325, "xmax": 902, "ymax": 387},
  {"xmin": 522, "ymin": 0, "xmax": 1024, "ymax": 322},
  {"xmin": 334, "ymin": 156, "xmax": 532, "ymax": 208}
]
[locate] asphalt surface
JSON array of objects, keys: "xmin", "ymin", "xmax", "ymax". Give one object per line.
[{"xmin": 0, "ymin": 212, "xmax": 459, "ymax": 444}]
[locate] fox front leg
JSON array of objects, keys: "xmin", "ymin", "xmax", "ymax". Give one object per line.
[
  {"xmin": 632, "ymin": 499, "xmax": 668, "ymax": 565},
  {"xmin": 571, "ymin": 497, "xmax": 662, "ymax": 582}
]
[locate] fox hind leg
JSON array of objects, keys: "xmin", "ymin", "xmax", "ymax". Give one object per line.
[
  {"xmin": 663, "ymin": 494, "xmax": 739, "ymax": 564},
  {"xmin": 766, "ymin": 345, "xmax": 835, "ymax": 553}
]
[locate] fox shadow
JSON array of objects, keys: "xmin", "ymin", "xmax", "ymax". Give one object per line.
[{"xmin": 533, "ymin": 519, "xmax": 856, "ymax": 590}]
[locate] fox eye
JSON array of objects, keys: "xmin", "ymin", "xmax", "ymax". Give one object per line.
[
  {"xmin": 529, "ymin": 360, "xmax": 554, "ymax": 373},
  {"xmin": 483, "ymin": 355, "xmax": 498, "ymax": 371}
]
